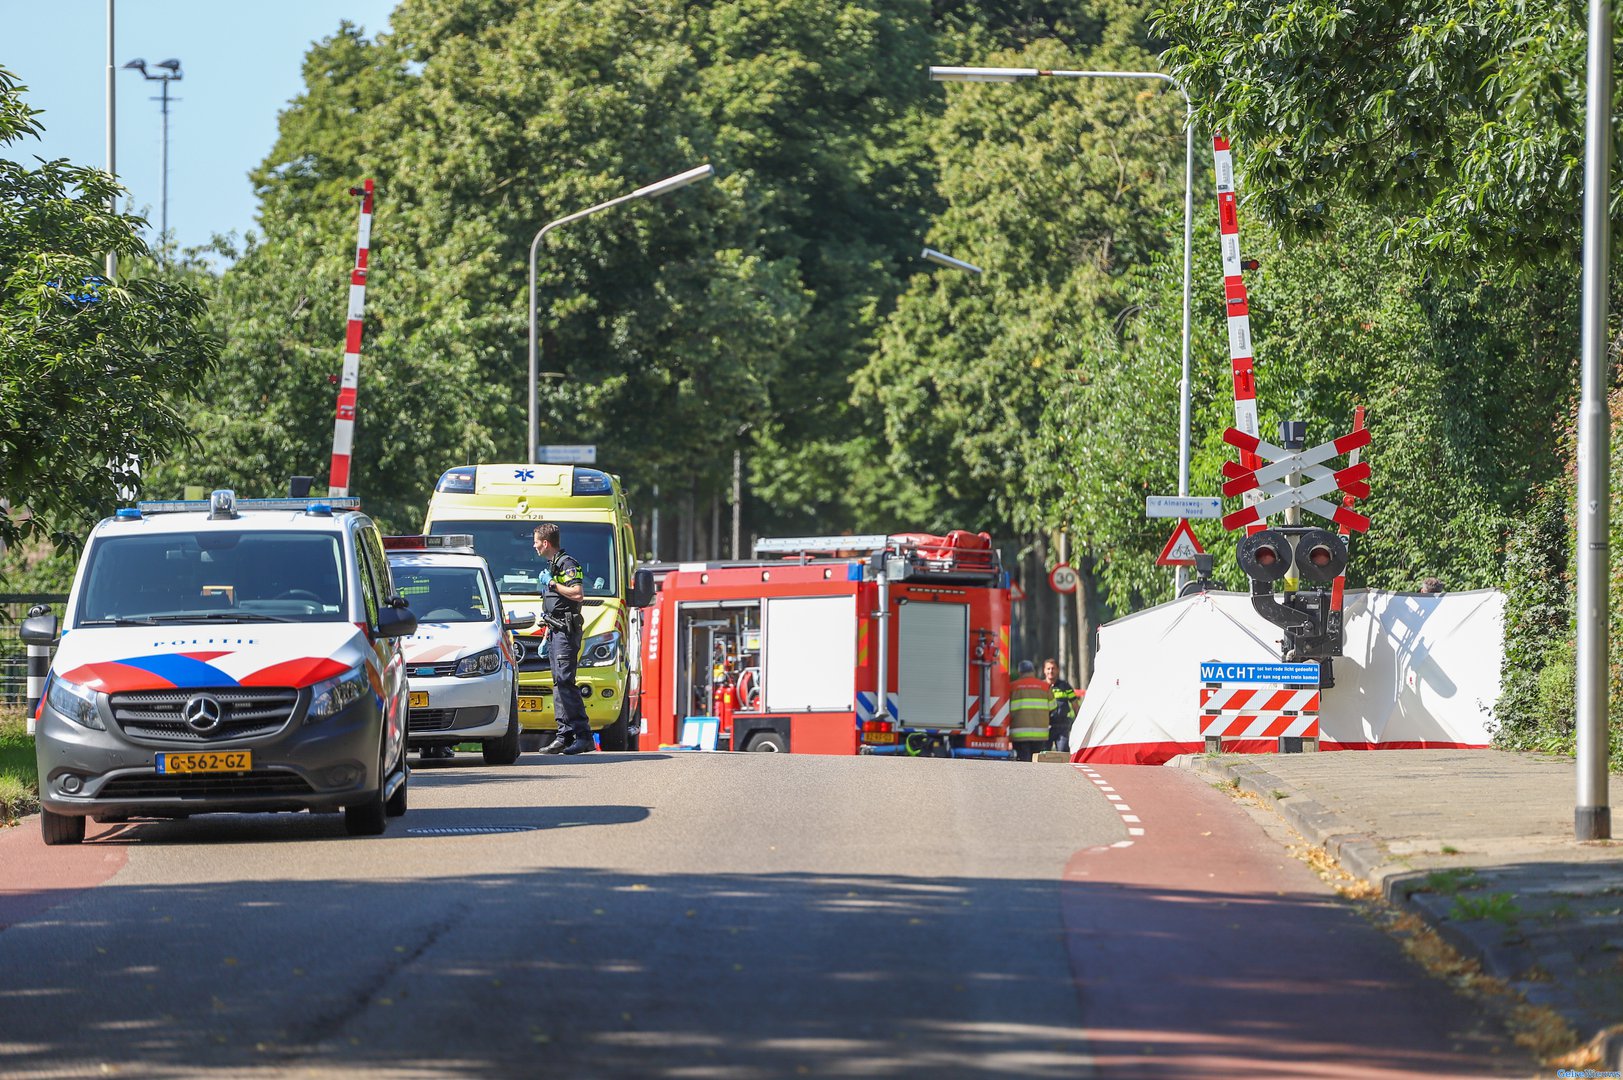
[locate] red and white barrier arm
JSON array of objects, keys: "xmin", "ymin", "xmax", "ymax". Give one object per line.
[
  {"xmin": 1330, "ymin": 406, "xmax": 1367, "ymax": 613},
  {"xmin": 328, "ymin": 179, "xmax": 374, "ymax": 498},
  {"xmin": 1213, "ymin": 137, "xmax": 1265, "ymax": 532}
]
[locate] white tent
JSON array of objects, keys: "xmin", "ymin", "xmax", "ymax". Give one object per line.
[{"xmin": 1069, "ymin": 589, "xmax": 1503, "ymax": 764}]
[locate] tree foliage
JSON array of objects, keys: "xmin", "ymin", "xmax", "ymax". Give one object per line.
[
  {"xmin": 0, "ymin": 68, "xmax": 219, "ymax": 551},
  {"xmin": 1154, "ymin": 0, "xmax": 1623, "ymax": 267}
]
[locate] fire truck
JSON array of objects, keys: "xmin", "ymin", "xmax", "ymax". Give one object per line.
[{"xmin": 637, "ymin": 532, "xmax": 1014, "ymax": 757}]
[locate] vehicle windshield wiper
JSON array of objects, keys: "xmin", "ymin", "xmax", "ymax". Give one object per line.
[
  {"xmin": 148, "ymin": 612, "xmax": 298, "ymax": 624},
  {"xmin": 78, "ymin": 616, "xmax": 158, "ymax": 626}
]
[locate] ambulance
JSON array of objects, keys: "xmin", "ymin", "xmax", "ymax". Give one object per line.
[
  {"xmin": 638, "ymin": 532, "xmax": 1014, "ymax": 756},
  {"xmin": 422, "ymin": 464, "xmax": 654, "ymax": 750},
  {"xmin": 22, "ymin": 491, "xmax": 416, "ymax": 844}
]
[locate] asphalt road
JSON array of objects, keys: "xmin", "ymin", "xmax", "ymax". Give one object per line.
[{"xmin": 0, "ymin": 753, "xmax": 1532, "ymax": 1078}]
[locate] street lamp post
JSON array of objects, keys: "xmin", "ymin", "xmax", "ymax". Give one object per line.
[
  {"xmin": 527, "ymin": 164, "xmax": 715, "ymax": 465},
  {"xmin": 104, "ymin": 0, "xmax": 116, "ymax": 280},
  {"xmin": 929, "ymin": 66, "xmax": 1197, "ymax": 591},
  {"xmin": 123, "ymin": 58, "xmax": 183, "ymax": 252},
  {"xmin": 1573, "ymin": 0, "xmax": 1613, "ymax": 842}
]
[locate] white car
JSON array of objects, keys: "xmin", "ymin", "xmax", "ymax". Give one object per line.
[{"xmin": 384, "ymin": 536, "xmax": 534, "ymax": 765}]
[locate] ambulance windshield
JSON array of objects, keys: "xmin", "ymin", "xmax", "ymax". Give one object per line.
[
  {"xmin": 75, "ymin": 532, "xmax": 349, "ymax": 624},
  {"xmin": 429, "ymin": 521, "xmax": 617, "ymax": 599}
]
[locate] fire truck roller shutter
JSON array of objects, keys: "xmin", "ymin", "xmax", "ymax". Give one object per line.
[
  {"xmin": 898, "ymin": 600, "xmax": 969, "ymax": 729},
  {"xmin": 761, "ymin": 595, "xmax": 856, "ymax": 711}
]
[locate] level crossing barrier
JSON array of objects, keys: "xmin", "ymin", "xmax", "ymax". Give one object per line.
[{"xmin": 1199, "ymin": 660, "xmax": 1320, "ymax": 753}]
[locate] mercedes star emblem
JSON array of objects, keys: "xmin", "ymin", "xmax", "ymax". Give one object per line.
[{"xmin": 183, "ymin": 694, "xmax": 224, "ymax": 733}]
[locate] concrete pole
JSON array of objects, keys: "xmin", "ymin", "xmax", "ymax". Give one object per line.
[
  {"xmin": 731, "ymin": 448, "xmax": 742, "ymax": 560},
  {"xmin": 1574, "ymin": 0, "xmax": 1614, "ymax": 842}
]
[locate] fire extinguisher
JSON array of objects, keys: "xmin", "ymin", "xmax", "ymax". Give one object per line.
[{"xmin": 712, "ymin": 680, "xmax": 735, "ymax": 727}]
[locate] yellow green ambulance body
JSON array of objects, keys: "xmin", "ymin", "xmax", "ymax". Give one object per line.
[{"xmin": 423, "ymin": 465, "xmax": 650, "ymax": 751}]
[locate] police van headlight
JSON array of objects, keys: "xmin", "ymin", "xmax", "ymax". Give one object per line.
[
  {"xmin": 455, "ymin": 648, "xmax": 502, "ymax": 678},
  {"xmin": 307, "ymin": 664, "xmax": 370, "ymax": 722},
  {"xmin": 47, "ymin": 676, "xmax": 104, "ymax": 730},
  {"xmin": 581, "ymin": 631, "xmax": 621, "ymax": 667}
]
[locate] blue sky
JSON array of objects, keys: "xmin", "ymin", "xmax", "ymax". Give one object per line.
[{"xmin": 3, "ymin": 0, "xmax": 398, "ymax": 257}]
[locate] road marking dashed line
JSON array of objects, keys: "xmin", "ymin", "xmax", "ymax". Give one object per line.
[{"xmin": 1073, "ymin": 763, "xmax": 1145, "ymax": 852}]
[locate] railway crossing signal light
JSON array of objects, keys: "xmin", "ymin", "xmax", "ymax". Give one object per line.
[
  {"xmin": 1237, "ymin": 529, "xmax": 1292, "ymax": 583},
  {"xmin": 1293, "ymin": 528, "xmax": 1348, "ymax": 583}
]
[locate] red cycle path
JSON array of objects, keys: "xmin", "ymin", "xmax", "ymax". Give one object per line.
[
  {"xmin": 1061, "ymin": 764, "xmax": 1528, "ymax": 1078},
  {"xmin": 0, "ymin": 819, "xmax": 128, "ymax": 930}
]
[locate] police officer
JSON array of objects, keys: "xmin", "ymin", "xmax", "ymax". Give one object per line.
[
  {"xmin": 1042, "ymin": 657, "xmax": 1081, "ymax": 753},
  {"xmin": 533, "ymin": 522, "xmax": 593, "ymax": 755},
  {"xmin": 1009, "ymin": 660, "xmax": 1054, "ymax": 762}
]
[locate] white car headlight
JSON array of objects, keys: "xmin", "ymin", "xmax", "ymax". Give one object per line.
[
  {"xmin": 455, "ymin": 647, "xmax": 502, "ymax": 678},
  {"xmin": 47, "ymin": 676, "xmax": 104, "ymax": 730},
  {"xmin": 581, "ymin": 631, "xmax": 621, "ymax": 668},
  {"xmin": 307, "ymin": 663, "xmax": 369, "ymax": 722}
]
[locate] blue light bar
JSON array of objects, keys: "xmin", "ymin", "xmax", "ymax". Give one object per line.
[
  {"xmin": 137, "ymin": 497, "xmax": 362, "ymax": 515},
  {"xmin": 114, "ymin": 508, "xmax": 143, "ymax": 520},
  {"xmin": 571, "ymin": 468, "xmax": 613, "ymax": 496}
]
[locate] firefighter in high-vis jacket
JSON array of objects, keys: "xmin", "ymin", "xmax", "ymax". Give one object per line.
[
  {"xmin": 1043, "ymin": 657, "xmax": 1081, "ymax": 753},
  {"xmin": 1009, "ymin": 660, "xmax": 1054, "ymax": 761}
]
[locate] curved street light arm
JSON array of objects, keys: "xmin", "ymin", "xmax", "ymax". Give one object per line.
[{"xmin": 527, "ymin": 164, "xmax": 715, "ymax": 463}]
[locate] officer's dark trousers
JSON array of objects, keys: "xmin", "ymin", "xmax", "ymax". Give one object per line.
[{"xmin": 549, "ymin": 616, "xmax": 590, "ymax": 744}]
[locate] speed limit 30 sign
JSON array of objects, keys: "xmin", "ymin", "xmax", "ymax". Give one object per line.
[{"xmin": 1049, "ymin": 563, "xmax": 1079, "ymax": 594}]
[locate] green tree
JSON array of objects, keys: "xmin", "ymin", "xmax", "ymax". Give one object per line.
[
  {"xmin": 0, "ymin": 68, "xmax": 219, "ymax": 550},
  {"xmin": 1154, "ymin": 0, "xmax": 1623, "ymax": 267}
]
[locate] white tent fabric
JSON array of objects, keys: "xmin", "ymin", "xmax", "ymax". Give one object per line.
[{"xmin": 1069, "ymin": 589, "xmax": 1503, "ymax": 764}]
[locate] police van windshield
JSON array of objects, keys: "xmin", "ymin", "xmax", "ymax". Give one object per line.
[
  {"xmin": 75, "ymin": 532, "xmax": 348, "ymax": 624},
  {"xmin": 430, "ymin": 521, "xmax": 617, "ymax": 598},
  {"xmin": 390, "ymin": 564, "xmax": 494, "ymax": 623}
]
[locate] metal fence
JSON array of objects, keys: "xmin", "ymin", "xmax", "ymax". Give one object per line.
[{"xmin": 0, "ymin": 594, "xmax": 65, "ymax": 711}]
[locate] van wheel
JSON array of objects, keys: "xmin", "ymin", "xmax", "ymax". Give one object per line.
[
  {"xmin": 599, "ymin": 703, "xmax": 630, "ymax": 752},
  {"xmin": 745, "ymin": 731, "xmax": 787, "ymax": 754},
  {"xmin": 41, "ymin": 807, "xmax": 86, "ymax": 845},
  {"xmin": 484, "ymin": 688, "xmax": 522, "ymax": 765},
  {"xmin": 345, "ymin": 742, "xmax": 389, "ymax": 836}
]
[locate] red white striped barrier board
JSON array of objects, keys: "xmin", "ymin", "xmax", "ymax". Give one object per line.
[
  {"xmin": 328, "ymin": 179, "xmax": 374, "ymax": 497},
  {"xmin": 1200, "ymin": 684, "xmax": 1320, "ymax": 743},
  {"xmin": 1201, "ymin": 686, "xmax": 1320, "ymax": 713},
  {"xmin": 1200, "ymin": 712, "xmax": 1321, "ymax": 740},
  {"xmin": 1213, "ymin": 137, "xmax": 1265, "ymax": 533}
]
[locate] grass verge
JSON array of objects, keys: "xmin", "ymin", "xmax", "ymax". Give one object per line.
[{"xmin": 0, "ymin": 709, "xmax": 39, "ymax": 824}]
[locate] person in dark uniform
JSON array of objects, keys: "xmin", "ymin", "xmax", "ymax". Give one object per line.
[
  {"xmin": 532, "ymin": 522, "xmax": 593, "ymax": 755},
  {"xmin": 1042, "ymin": 657, "xmax": 1081, "ymax": 753}
]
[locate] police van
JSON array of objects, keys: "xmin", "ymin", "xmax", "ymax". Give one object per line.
[{"xmin": 22, "ymin": 491, "xmax": 416, "ymax": 844}]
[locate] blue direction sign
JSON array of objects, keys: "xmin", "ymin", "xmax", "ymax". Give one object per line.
[{"xmin": 1200, "ymin": 661, "xmax": 1321, "ymax": 684}]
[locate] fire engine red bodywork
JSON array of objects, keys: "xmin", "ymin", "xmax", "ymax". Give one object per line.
[{"xmin": 637, "ymin": 553, "xmax": 1012, "ymax": 756}]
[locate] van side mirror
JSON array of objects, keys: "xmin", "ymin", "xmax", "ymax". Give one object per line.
[
  {"xmin": 375, "ymin": 604, "xmax": 418, "ymax": 639},
  {"xmin": 630, "ymin": 568, "xmax": 656, "ymax": 609},
  {"xmin": 505, "ymin": 610, "xmax": 537, "ymax": 631},
  {"xmin": 20, "ymin": 613, "xmax": 59, "ymax": 645}
]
